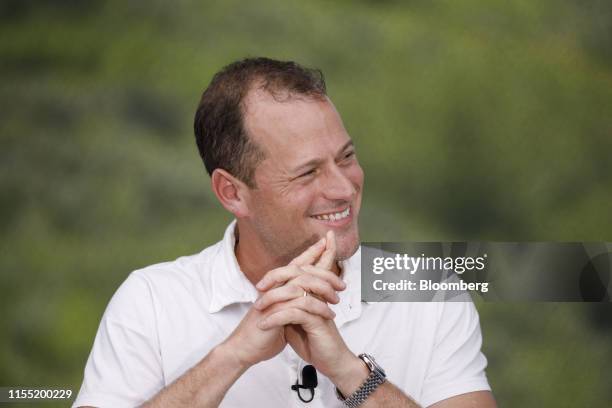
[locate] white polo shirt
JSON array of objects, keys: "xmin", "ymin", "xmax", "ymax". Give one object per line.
[{"xmin": 74, "ymin": 221, "xmax": 490, "ymax": 407}]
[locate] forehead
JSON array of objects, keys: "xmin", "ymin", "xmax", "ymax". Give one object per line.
[{"xmin": 242, "ymin": 89, "xmax": 350, "ymax": 167}]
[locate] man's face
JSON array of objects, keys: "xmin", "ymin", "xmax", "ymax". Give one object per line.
[{"xmin": 242, "ymin": 90, "xmax": 364, "ymax": 262}]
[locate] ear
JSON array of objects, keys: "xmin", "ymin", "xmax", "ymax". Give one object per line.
[{"xmin": 211, "ymin": 168, "xmax": 251, "ymax": 218}]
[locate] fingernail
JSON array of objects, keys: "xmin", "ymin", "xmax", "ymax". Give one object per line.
[
  {"xmin": 258, "ymin": 319, "xmax": 267, "ymax": 329},
  {"xmin": 254, "ymin": 299, "xmax": 262, "ymax": 309},
  {"xmin": 256, "ymin": 280, "xmax": 265, "ymax": 289}
]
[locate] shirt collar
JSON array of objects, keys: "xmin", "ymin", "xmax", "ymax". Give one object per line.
[
  {"xmin": 207, "ymin": 220, "xmax": 260, "ymax": 313},
  {"xmin": 206, "ymin": 221, "xmax": 367, "ymax": 323}
]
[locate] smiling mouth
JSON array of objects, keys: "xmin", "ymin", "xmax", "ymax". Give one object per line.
[{"xmin": 310, "ymin": 207, "xmax": 351, "ymax": 222}]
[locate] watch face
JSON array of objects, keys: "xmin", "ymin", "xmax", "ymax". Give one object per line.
[{"xmin": 361, "ymin": 354, "xmax": 386, "ymax": 377}]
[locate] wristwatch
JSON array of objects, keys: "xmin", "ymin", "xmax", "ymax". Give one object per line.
[{"xmin": 336, "ymin": 353, "xmax": 386, "ymax": 407}]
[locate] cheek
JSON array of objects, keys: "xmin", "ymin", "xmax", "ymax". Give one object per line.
[
  {"xmin": 259, "ymin": 186, "xmax": 316, "ymax": 219},
  {"xmin": 289, "ymin": 189, "xmax": 318, "ymax": 216},
  {"xmin": 347, "ymin": 163, "xmax": 364, "ymax": 191}
]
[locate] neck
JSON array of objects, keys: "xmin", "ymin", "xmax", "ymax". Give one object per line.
[
  {"xmin": 234, "ymin": 221, "xmax": 341, "ymax": 286},
  {"xmin": 234, "ymin": 221, "xmax": 286, "ymax": 286}
]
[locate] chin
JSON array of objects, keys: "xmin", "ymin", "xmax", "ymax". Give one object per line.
[{"xmin": 335, "ymin": 232, "xmax": 360, "ymax": 261}]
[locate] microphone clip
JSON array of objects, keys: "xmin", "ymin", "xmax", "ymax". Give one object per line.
[{"xmin": 291, "ymin": 364, "xmax": 318, "ymax": 403}]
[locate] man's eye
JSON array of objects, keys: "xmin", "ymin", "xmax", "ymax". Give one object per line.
[
  {"xmin": 343, "ymin": 151, "xmax": 356, "ymax": 161},
  {"xmin": 300, "ymin": 169, "xmax": 316, "ymax": 178}
]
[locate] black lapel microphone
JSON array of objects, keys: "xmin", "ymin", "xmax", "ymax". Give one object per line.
[{"xmin": 291, "ymin": 365, "xmax": 318, "ymax": 403}]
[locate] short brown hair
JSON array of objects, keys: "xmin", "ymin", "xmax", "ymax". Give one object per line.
[{"xmin": 194, "ymin": 57, "xmax": 327, "ymax": 187}]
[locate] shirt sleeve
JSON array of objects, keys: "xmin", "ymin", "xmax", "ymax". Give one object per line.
[
  {"xmin": 73, "ymin": 271, "xmax": 164, "ymax": 408},
  {"xmin": 419, "ymin": 301, "xmax": 491, "ymax": 407}
]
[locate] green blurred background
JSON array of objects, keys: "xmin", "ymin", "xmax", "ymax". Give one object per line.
[{"xmin": 1, "ymin": 0, "xmax": 611, "ymax": 406}]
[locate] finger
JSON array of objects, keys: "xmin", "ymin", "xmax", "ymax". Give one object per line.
[
  {"xmin": 292, "ymin": 274, "xmax": 339, "ymax": 303},
  {"xmin": 256, "ymin": 261, "xmax": 345, "ymax": 292},
  {"xmin": 315, "ymin": 230, "xmax": 336, "ymax": 270},
  {"xmin": 258, "ymin": 308, "xmax": 323, "ymax": 331},
  {"xmin": 255, "ymin": 274, "xmax": 340, "ymax": 310},
  {"xmin": 256, "ymin": 265, "xmax": 302, "ymax": 291},
  {"xmin": 260, "ymin": 264, "xmax": 345, "ymax": 293},
  {"xmin": 289, "ymin": 237, "xmax": 326, "ymax": 266},
  {"xmin": 262, "ymin": 295, "xmax": 336, "ymax": 321},
  {"xmin": 300, "ymin": 265, "xmax": 346, "ymax": 291}
]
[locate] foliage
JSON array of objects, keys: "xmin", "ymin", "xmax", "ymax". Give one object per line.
[{"xmin": 1, "ymin": 1, "xmax": 611, "ymax": 406}]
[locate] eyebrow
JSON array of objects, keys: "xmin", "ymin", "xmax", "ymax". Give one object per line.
[{"xmin": 290, "ymin": 140, "xmax": 355, "ymax": 175}]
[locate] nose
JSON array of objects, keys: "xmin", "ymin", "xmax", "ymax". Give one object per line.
[{"xmin": 321, "ymin": 164, "xmax": 356, "ymax": 202}]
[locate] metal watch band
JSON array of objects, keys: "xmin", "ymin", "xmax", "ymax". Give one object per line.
[{"xmin": 336, "ymin": 354, "xmax": 387, "ymax": 408}]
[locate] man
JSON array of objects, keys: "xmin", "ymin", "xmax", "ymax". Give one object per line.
[{"xmin": 74, "ymin": 58, "xmax": 496, "ymax": 407}]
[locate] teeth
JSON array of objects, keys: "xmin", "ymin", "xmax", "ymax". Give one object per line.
[{"xmin": 312, "ymin": 207, "xmax": 350, "ymax": 221}]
